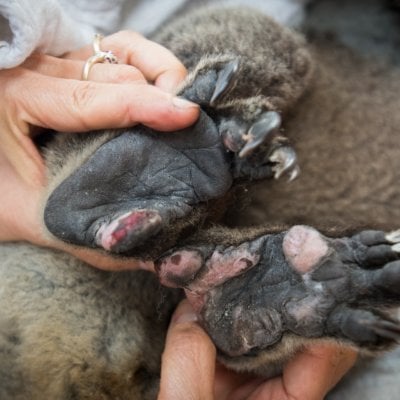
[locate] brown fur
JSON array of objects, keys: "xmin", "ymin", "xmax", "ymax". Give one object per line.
[
  {"xmin": 230, "ymin": 38, "xmax": 400, "ymax": 232},
  {"xmin": 1, "ymin": 2, "xmax": 400, "ymax": 399}
]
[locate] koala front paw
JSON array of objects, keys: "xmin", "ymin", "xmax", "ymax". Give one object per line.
[
  {"xmin": 180, "ymin": 57, "xmax": 300, "ymax": 181},
  {"xmin": 220, "ymin": 111, "xmax": 299, "ymax": 181}
]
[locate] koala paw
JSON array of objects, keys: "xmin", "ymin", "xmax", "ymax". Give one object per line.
[
  {"xmin": 220, "ymin": 111, "xmax": 299, "ymax": 181},
  {"xmin": 156, "ymin": 226, "xmax": 400, "ymax": 361},
  {"xmin": 180, "ymin": 57, "xmax": 299, "ymax": 181}
]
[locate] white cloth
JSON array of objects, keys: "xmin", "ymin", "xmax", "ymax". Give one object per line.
[
  {"xmin": 0, "ymin": 0, "xmax": 310, "ymax": 69},
  {"xmin": 0, "ymin": 0, "xmax": 94, "ymax": 68}
]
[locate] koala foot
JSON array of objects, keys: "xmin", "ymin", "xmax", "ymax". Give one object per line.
[
  {"xmin": 156, "ymin": 226, "xmax": 400, "ymax": 362},
  {"xmin": 180, "ymin": 57, "xmax": 299, "ymax": 181}
]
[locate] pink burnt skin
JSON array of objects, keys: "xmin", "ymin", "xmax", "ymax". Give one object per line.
[
  {"xmin": 283, "ymin": 225, "xmax": 329, "ymax": 274},
  {"xmin": 157, "ymin": 244, "xmax": 260, "ymax": 313},
  {"xmin": 189, "ymin": 244, "xmax": 260, "ymax": 293},
  {"xmin": 96, "ymin": 210, "xmax": 162, "ymax": 250}
]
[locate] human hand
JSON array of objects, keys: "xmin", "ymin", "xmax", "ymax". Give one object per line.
[
  {"xmin": 0, "ymin": 31, "xmax": 198, "ymax": 269},
  {"xmin": 158, "ymin": 300, "xmax": 358, "ymax": 400},
  {"xmin": 0, "ymin": 30, "xmax": 198, "ymax": 186}
]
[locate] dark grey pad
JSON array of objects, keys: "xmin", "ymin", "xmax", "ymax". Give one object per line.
[
  {"xmin": 157, "ymin": 226, "xmax": 400, "ymax": 363},
  {"xmin": 45, "ymin": 112, "xmax": 232, "ymax": 253}
]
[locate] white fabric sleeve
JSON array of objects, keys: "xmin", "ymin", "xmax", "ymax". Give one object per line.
[
  {"xmin": 120, "ymin": 0, "xmax": 311, "ymax": 36},
  {"xmin": 0, "ymin": 0, "xmax": 95, "ymax": 69},
  {"xmin": 212, "ymin": 0, "xmax": 311, "ymax": 28},
  {"xmin": 119, "ymin": 0, "xmax": 188, "ymax": 36}
]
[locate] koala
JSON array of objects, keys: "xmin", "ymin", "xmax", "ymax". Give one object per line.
[
  {"xmin": 2, "ymin": 2, "xmax": 400, "ymax": 399},
  {"xmin": 43, "ymin": 7, "xmax": 311, "ymax": 258}
]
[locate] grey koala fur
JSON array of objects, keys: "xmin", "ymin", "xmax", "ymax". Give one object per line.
[
  {"xmin": 0, "ymin": 243, "xmax": 181, "ymax": 400},
  {"xmin": 42, "ymin": 7, "xmax": 311, "ymax": 257},
  {"xmin": 2, "ymin": 2, "xmax": 400, "ymax": 399}
]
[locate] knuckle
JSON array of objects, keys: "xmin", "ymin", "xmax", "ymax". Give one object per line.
[
  {"xmin": 71, "ymin": 81, "xmax": 96, "ymax": 109},
  {"xmin": 2, "ymin": 68, "xmax": 30, "ymax": 103}
]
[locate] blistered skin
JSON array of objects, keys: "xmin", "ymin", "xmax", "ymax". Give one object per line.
[
  {"xmin": 157, "ymin": 225, "xmax": 400, "ymax": 373},
  {"xmin": 44, "ymin": 98, "xmax": 290, "ymax": 256},
  {"xmin": 45, "ymin": 112, "xmax": 232, "ymax": 254},
  {"xmin": 43, "ymin": 8, "xmax": 311, "ymax": 256}
]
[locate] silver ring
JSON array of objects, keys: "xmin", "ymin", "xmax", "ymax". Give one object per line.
[{"xmin": 82, "ymin": 34, "xmax": 118, "ymax": 80}]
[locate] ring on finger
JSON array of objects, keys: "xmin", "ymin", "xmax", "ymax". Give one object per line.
[{"xmin": 82, "ymin": 34, "xmax": 118, "ymax": 80}]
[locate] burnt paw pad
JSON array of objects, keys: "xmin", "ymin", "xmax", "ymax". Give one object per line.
[{"xmin": 95, "ymin": 209, "xmax": 162, "ymax": 253}]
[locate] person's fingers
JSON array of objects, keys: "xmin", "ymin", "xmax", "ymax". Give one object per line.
[
  {"xmin": 0, "ymin": 150, "xmax": 43, "ymax": 240},
  {"xmin": 65, "ymin": 31, "xmax": 187, "ymax": 92},
  {"xmin": 282, "ymin": 342, "xmax": 357, "ymax": 400},
  {"xmin": 23, "ymin": 53, "xmax": 147, "ymax": 84},
  {"xmin": 247, "ymin": 342, "xmax": 358, "ymax": 400},
  {"xmin": 158, "ymin": 300, "xmax": 216, "ymax": 400},
  {"xmin": 0, "ymin": 111, "xmax": 45, "ymax": 186},
  {"xmin": 53, "ymin": 241, "xmax": 155, "ymax": 271},
  {"xmin": 214, "ymin": 363, "xmax": 263, "ymax": 400},
  {"xmin": 4, "ymin": 68, "xmax": 199, "ymax": 133},
  {"xmin": 0, "ymin": 149, "xmax": 154, "ymax": 271}
]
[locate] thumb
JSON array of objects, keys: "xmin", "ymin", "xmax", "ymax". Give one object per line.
[{"xmin": 158, "ymin": 300, "xmax": 216, "ymax": 400}]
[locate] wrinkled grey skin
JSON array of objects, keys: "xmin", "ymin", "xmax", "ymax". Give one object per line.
[
  {"xmin": 44, "ymin": 8, "xmax": 311, "ymax": 258},
  {"xmin": 157, "ymin": 226, "xmax": 400, "ymax": 374},
  {"xmin": 2, "ymin": 2, "xmax": 400, "ymax": 399},
  {"xmin": 44, "ymin": 112, "xmax": 233, "ymax": 255}
]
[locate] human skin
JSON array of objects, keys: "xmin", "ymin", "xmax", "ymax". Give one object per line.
[
  {"xmin": 0, "ymin": 31, "xmax": 199, "ymax": 270},
  {"xmin": 159, "ymin": 300, "xmax": 357, "ymax": 400},
  {"xmin": 0, "ymin": 31, "xmax": 356, "ymax": 397}
]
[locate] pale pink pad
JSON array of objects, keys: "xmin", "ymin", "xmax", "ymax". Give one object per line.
[
  {"xmin": 157, "ymin": 244, "xmax": 260, "ymax": 312},
  {"xmin": 282, "ymin": 225, "xmax": 329, "ymax": 274},
  {"xmin": 189, "ymin": 244, "xmax": 260, "ymax": 293},
  {"xmin": 188, "ymin": 246, "xmax": 260, "ymax": 313},
  {"xmin": 285, "ymin": 295, "xmax": 322, "ymax": 322}
]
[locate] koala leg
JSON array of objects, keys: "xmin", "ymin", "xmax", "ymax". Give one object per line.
[{"xmin": 156, "ymin": 225, "xmax": 400, "ymax": 372}]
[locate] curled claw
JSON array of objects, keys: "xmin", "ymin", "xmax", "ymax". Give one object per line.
[
  {"xmin": 386, "ymin": 229, "xmax": 400, "ymax": 244},
  {"xmin": 239, "ymin": 111, "xmax": 282, "ymax": 158},
  {"xmin": 210, "ymin": 59, "xmax": 240, "ymax": 106},
  {"xmin": 269, "ymin": 146, "xmax": 300, "ymax": 181}
]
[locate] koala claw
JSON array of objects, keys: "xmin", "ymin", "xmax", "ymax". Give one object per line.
[
  {"xmin": 385, "ymin": 229, "xmax": 400, "ymax": 244},
  {"xmin": 210, "ymin": 59, "xmax": 240, "ymax": 106},
  {"xmin": 269, "ymin": 145, "xmax": 300, "ymax": 181},
  {"xmin": 158, "ymin": 226, "xmax": 400, "ymax": 361},
  {"xmin": 238, "ymin": 111, "xmax": 282, "ymax": 158}
]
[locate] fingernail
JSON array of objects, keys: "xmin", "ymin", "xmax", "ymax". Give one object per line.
[
  {"xmin": 172, "ymin": 301, "xmax": 198, "ymax": 324},
  {"xmin": 172, "ymin": 97, "xmax": 199, "ymax": 109}
]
